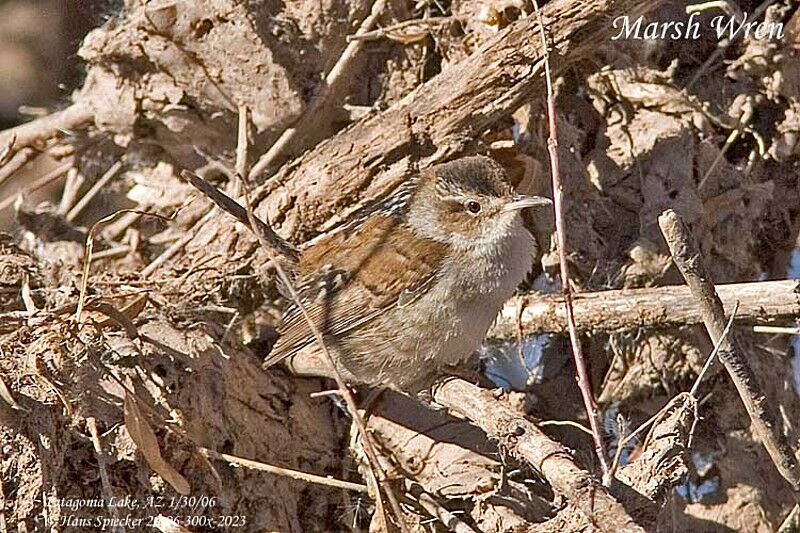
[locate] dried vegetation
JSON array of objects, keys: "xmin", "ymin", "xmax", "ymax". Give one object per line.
[{"xmin": 1, "ymin": 0, "xmax": 800, "ymax": 531}]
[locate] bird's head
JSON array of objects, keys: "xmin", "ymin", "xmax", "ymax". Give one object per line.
[{"xmin": 405, "ymin": 156, "xmax": 551, "ymax": 251}]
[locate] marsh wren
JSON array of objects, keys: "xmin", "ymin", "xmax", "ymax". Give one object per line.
[{"xmin": 265, "ymin": 156, "xmax": 551, "ymax": 391}]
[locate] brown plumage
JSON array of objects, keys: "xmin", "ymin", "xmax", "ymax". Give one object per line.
[{"xmin": 266, "ymin": 156, "xmax": 551, "ymax": 391}]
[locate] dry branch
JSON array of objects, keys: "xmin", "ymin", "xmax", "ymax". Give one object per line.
[
  {"xmin": 432, "ymin": 378, "xmax": 646, "ymax": 533},
  {"xmin": 489, "ymin": 279, "xmax": 800, "ymax": 337},
  {"xmin": 367, "ymin": 389, "xmax": 555, "ymax": 527},
  {"xmin": 369, "ymin": 386, "xmax": 699, "ymax": 529},
  {"xmin": 170, "ymin": 0, "xmax": 666, "ymax": 278},
  {"xmin": 0, "ymin": 103, "xmax": 93, "ymax": 154},
  {"xmin": 198, "ymin": 448, "xmax": 368, "ymax": 493},
  {"xmin": 253, "ymin": 0, "xmax": 660, "ymax": 237},
  {"xmin": 248, "ymin": 0, "xmax": 388, "ymax": 177},
  {"xmin": 658, "ymin": 209, "xmax": 800, "ymax": 492}
]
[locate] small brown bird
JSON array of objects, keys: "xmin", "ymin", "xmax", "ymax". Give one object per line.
[{"xmin": 266, "ymin": 156, "xmax": 551, "ymax": 391}]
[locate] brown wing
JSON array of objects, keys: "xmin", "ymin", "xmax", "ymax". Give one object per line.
[{"xmin": 264, "ymin": 215, "xmax": 447, "ymax": 367}]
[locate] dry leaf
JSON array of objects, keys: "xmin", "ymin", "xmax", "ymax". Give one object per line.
[{"xmin": 124, "ymin": 393, "xmax": 190, "ymax": 495}]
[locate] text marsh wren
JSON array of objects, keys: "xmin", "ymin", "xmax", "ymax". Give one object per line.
[{"xmin": 267, "ymin": 155, "xmax": 551, "ymax": 391}]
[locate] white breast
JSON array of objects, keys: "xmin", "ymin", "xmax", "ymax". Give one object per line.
[{"xmin": 411, "ymin": 219, "xmax": 536, "ymax": 365}]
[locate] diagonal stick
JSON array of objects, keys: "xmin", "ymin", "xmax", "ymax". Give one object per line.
[
  {"xmin": 184, "ymin": 104, "xmax": 409, "ymax": 531},
  {"xmin": 238, "ymin": 174, "xmax": 408, "ymax": 531},
  {"xmin": 659, "ymin": 209, "xmax": 800, "ymax": 492}
]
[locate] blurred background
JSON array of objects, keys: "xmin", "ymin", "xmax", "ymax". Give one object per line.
[{"xmin": 0, "ymin": 0, "xmax": 111, "ymax": 228}]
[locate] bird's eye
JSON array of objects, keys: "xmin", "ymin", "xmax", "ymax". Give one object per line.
[{"xmin": 465, "ymin": 200, "xmax": 482, "ymax": 214}]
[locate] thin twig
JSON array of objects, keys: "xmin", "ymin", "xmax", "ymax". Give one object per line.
[
  {"xmin": 604, "ymin": 413, "xmax": 628, "ymax": 486},
  {"xmin": 91, "ymin": 245, "xmax": 133, "ymax": 261},
  {"xmin": 346, "ymin": 16, "xmax": 458, "ymax": 42},
  {"xmin": 658, "ymin": 209, "xmax": 800, "ymax": 491},
  {"xmin": 101, "ymin": 211, "xmax": 142, "ymax": 242},
  {"xmin": 408, "ymin": 483, "xmax": 477, "ymax": 533},
  {"xmin": 0, "ymin": 374, "xmax": 25, "ymax": 412},
  {"xmin": 778, "ymin": 503, "xmax": 800, "ymax": 533},
  {"xmin": 77, "ymin": 209, "xmax": 172, "ymax": 324},
  {"xmin": 20, "ymin": 274, "xmax": 37, "ymax": 313},
  {"xmin": 531, "ymin": 0, "xmax": 609, "ymax": 476},
  {"xmin": 232, "ymin": 105, "xmax": 248, "ymax": 197},
  {"xmin": 0, "ymin": 148, "xmax": 36, "ymax": 186},
  {"xmin": 753, "ymin": 325, "xmax": 800, "ymax": 335},
  {"xmin": 690, "ymin": 301, "xmax": 739, "ymax": 397},
  {"xmin": 697, "ymin": 98, "xmax": 753, "ymax": 192},
  {"xmin": 0, "ymin": 102, "xmax": 93, "ymax": 155},
  {"xmin": 180, "ymin": 171, "xmax": 298, "ymax": 260},
  {"xmin": 538, "ymin": 419, "xmax": 594, "ymax": 436},
  {"xmin": 0, "ymin": 161, "xmax": 72, "ymax": 212},
  {"xmin": 87, "ymin": 417, "xmax": 123, "ymax": 533},
  {"xmin": 140, "ymin": 209, "xmax": 216, "ymax": 277},
  {"xmin": 66, "ymin": 160, "xmax": 123, "ymax": 222},
  {"xmin": 198, "ymin": 447, "xmax": 368, "ymax": 493},
  {"xmin": 248, "ymin": 0, "xmax": 388, "ymax": 178},
  {"xmin": 686, "ymin": 0, "xmax": 744, "ymax": 21},
  {"xmin": 0, "ymin": 134, "xmax": 15, "ymax": 166},
  {"xmin": 618, "ymin": 392, "xmax": 696, "ymax": 450},
  {"xmin": 59, "ymin": 167, "xmax": 83, "ymax": 215}
]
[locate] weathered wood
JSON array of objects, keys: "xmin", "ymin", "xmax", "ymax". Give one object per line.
[
  {"xmin": 0, "ymin": 103, "xmax": 93, "ymax": 155},
  {"xmin": 180, "ymin": 0, "xmax": 666, "ymax": 278},
  {"xmin": 432, "ymin": 378, "xmax": 647, "ymax": 533},
  {"xmin": 658, "ymin": 209, "xmax": 800, "ymax": 492},
  {"xmin": 250, "ymin": 0, "xmax": 662, "ymax": 242},
  {"xmin": 489, "ymin": 279, "xmax": 800, "ymax": 337}
]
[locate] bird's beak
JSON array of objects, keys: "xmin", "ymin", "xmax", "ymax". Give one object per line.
[{"xmin": 503, "ymin": 195, "xmax": 552, "ymax": 212}]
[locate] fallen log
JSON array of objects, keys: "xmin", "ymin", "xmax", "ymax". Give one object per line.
[{"xmin": 490, "ymin": 279, "xmax": 800, "ymax": 337}]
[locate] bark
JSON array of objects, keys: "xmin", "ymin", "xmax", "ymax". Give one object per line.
[
  {"xmin": 658, "ymin": 209, "xmax": 800, "ymax": 492},
  {"xmin": 489, "ymin": 279, "xmax": 800, "ymax": 337},
  {"xmin": 172, "ymin": 0, "xmax": 666, "ymax": 292},
  {"xmin": 432, "ymin": 378, "xmax": 647, "ymax": 533}
]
